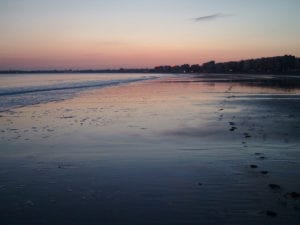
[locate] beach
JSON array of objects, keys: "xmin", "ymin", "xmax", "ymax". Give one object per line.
[{"xmin": 0, "ymin": 73, "xmax": 300, "ymax": 225}]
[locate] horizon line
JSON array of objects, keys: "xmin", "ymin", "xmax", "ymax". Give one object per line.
[{"xmin": 0, "ymin": 54, "xmax": 298, "ymax": 72}]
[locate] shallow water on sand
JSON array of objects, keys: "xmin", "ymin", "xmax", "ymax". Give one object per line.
[
  {"xmin": 0, "ymin": 74, "xmax": 300, "ymax": 225},
  {"xmin": 0, "ymin": 73, "xmax": 160, "ymax": 112}
]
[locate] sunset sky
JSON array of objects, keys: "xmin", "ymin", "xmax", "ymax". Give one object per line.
[{"xmin": 0, "ymin": 0, "xmax": 300, "ymax": 70}]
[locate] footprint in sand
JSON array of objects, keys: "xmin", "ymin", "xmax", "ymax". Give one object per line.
[
  {"xmin": 259, "ymin": 156, "xmax": 267, "ymax": 160},
  {"xmin": 229, "ymin": 127, "xmax": 237, "ymax": 131},
  {"xmin": 260, "ymin": 171, "xmax": 269, "ymax": 175},
  {"xmin": 244, "ymin": 133, "xmax": 251, "ymax": 138}
]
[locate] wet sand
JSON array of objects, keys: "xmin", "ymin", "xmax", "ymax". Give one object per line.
[{"xmin": 0, "ymin": 74, "xmax": 300, "ymax": 225}]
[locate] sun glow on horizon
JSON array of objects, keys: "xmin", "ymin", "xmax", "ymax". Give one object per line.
[{"xmin": 1, "ymin": 0, "xmax": 300, "ymax": 70}]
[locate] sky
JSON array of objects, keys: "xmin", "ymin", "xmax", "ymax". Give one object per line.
[{"xmin": 0, "ymin": 0, "xmax": 300, "ymax": 70}]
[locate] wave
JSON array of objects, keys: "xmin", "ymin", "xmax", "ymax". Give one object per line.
[
  {"xmin": 0, "ymin": 75, "xmax": 157, "ymax": 111},
  {"xmin": 0, "ymin": 77, "xmax": 154, "ymax": 97}
]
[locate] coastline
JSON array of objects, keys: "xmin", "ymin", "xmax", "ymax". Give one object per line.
[{"xmin": 1, "ymin": 55, "xmax": 300, "ymax": 76}]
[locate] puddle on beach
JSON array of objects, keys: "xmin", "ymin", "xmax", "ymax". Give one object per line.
[{"xmin": 0, "ymin": 74, "xmax": 300, "ymax": 225}]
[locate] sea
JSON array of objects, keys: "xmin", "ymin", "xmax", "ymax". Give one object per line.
[{"xmin": 0, "ymin": 73, "xmax": 162, "ymax": 112}]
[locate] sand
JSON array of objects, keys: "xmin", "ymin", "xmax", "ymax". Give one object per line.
[{"xmin": 0, "ymin": 74, "xmax": 300, "ymax": 225}]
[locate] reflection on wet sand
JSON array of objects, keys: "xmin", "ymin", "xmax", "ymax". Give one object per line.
[{"xmin": 0, "ymin": 74, "xmax": 300, "ymax": 225}]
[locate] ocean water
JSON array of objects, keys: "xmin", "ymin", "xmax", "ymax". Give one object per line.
[{"xmin": 0, "ymin": 73, "xmax": 161, "ymax": 112}]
